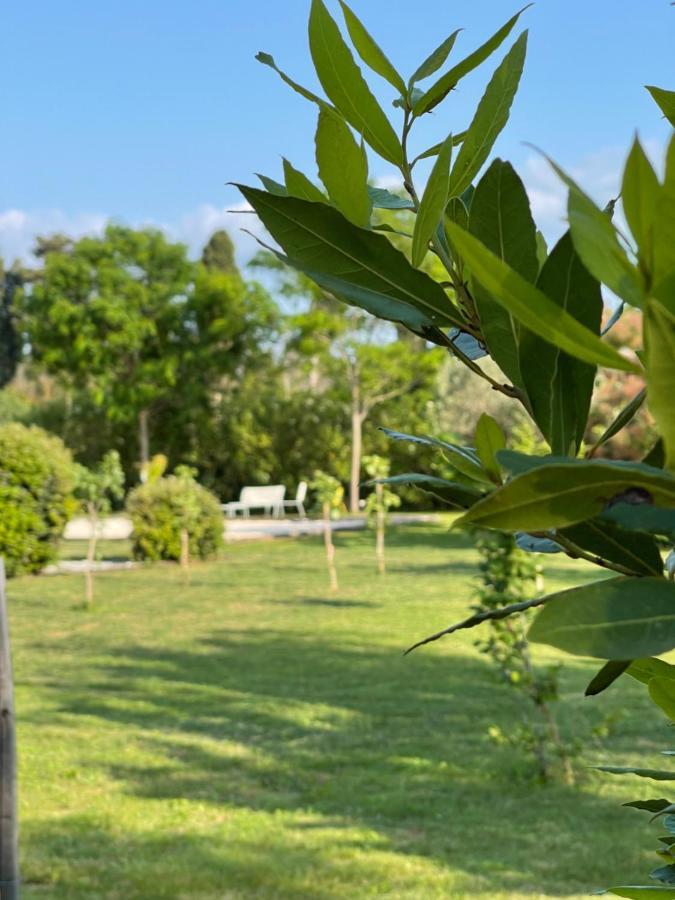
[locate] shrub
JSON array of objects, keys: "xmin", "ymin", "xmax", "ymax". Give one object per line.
[
  {"xmin": 0, "ymin": 423, "xmax": 76, "ymax": 576},
  {"xmin": 126, "ymin": 475, "xmax": 224, "ymax": 562}
]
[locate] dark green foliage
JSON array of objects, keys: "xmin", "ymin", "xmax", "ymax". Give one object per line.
[
  {"xmin": 0, "ymin": 269, "xmax": 21, "ymax": 389},
  {"xmin": 201, "ymin": 230, "xmax": 238, "ymax": 274},
  {"xmin": 126, "ymin": 476, "xmax": 223, "ymax": 562},
  {"xmin": 0, "ymin": 423, "xmax": 75, "ymax": 576}
]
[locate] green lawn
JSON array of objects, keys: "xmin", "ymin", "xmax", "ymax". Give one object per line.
[{"xmin": 9, "ymin": 523, "xmax": 668, "ymax": 899}]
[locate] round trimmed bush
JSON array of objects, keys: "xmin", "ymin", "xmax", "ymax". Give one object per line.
[
  {"xmin": 126, "ymin": 475, "xmax": 224, "ymax": 562},
  {"xmin": 0, "ymin": 423, "xmax": 76, "ymax": 576}
]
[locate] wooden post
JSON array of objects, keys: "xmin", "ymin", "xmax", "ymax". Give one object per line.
[
  {"xmin": 375, "ymin": 482, "xmax": 385, "ymax": 575},
  {"xmin": 85, "ymin": 503, "xmax": 98, "ymax": 607},
  {"xmin": 0, "ymin": 559, "xmax": 19, "ymax": 899},
  {"xmin": 322, "ymin": 502, "xmax": 338, "ymax": 592},
  {"xmin": 180, "ymin": 528, "xmax": 191, "ymax": 586}
]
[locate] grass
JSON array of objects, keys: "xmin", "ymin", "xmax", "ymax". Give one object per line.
[{"xmin": 8, "ymin": 523, "xmax": 669, "ymax": 899}]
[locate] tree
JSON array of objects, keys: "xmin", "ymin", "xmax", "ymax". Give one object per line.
[
  {"xmin": 21, "ymin": 225, "xmax": 277, "ymax": 470},
  {"xmin": 0, "ymin": 266, "xmax": 21, "ymax": 389},
  {"xmin": 240, "ymin": 2, "xmax": 675, "ymax": 891},
  {"xmin": 201, "ymin": 230, "xmax": 238, "ymax": 274},
  {"xmin": 310, "ymin": 470, "xmax": 343, "ymax": 591},
  {"xmin": 254, "ymin": 254, "xmax": 443, "ymax": 512},
  {"xmin": 74, "ymin": 450, "xmax": 125, "ymax": 605}
]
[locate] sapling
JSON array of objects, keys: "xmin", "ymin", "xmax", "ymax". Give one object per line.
[
  {"xmin": 74, "ymin": 450, "xmax": 125, "ymax": 606},
  {"xmin": 363, "ymin": 455, "xmax": 401, "ymax": 574},
  {"xmin": 310, "ymin": 470, "xmax": 343, "ymax": 591}
]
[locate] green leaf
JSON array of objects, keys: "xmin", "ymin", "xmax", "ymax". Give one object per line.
[
  {"xmin": 542, "ymin": 153, "xmax": 645, "ymax": 308},
  {"xmin": 519, "ymin": 232, "xmax": 603, "ymax": 455},
  {"xmin": 338, "ymin": 1, "xmax": 407, "ymax": 95},
  {"xmin": 283, "ymin": 159, "xmax": 327, "ymax": 203},
  {"xmin": 474, "ymin": 413, "xmax": 506, "ymax": 483},
  {"xmin": 628, "ymin": 657, "xmax": 675, "ymax": 687},
  {"xmin": 447, "ymin": 31, "xmax": 528, "ymax": 200},
  {"xmin": 529, "ymin": 577, "xmax": 675, "ymax": 660},
  {"xmin": 585, "ymin": 660, "xmax": 631, "ymax": 696},
  {"xmin": 381, "ymin": 428, "xmax": 491, "ymax": 483},
  {"xmin": 309, "ymin": 0, "xmax": 403, "ymax": 164},
  {"xmin": 535, "ymin": 231, "xmax": 548, "ymax": 271},
  {"xmin": 371, "ymin": 473, "xmax": 483, "ymax": 509},
  {"xmin": 601, "ymin": 888, "xmax": 675, "ymax": 899},
  {"xmin": 588, "ymin": 388, "xmax": 646, "ymax": 457},
  {"xmin": 594, "ymin": 766, "xmax": 675, "ymax": 781},
  {"xmin": 654, "ymin": 134, "xmax": 675, "ymax": 299},
  {"xmin": 622, "ymin": 137, "xmax": 660, "ymax": 274},
  {"xmin": 409, "ymin": 29, "xmax": 462, "ymax": 85},
  {"xmin": 561, "ymin": 518, "xmax": 664, "ymax": 577},
  {"xmin": 650, "ymin": 865, "xmax": 675, "ymax": 886},
  {"xmin": 315, "ymin": 109, "xmax": 371, "ymax": 227},
  {"xmin": 256, "ymin": 173, "xmax": 288, "ymax": 195},
  {"xmin": 446, "ymin": 222, "xmax": 640, "ymax": 373},
  {"xmin": 454, "ymin": 458, "xmax": 675, "ymax": 532},
  {"xmin": 623, "ymin": 799, "xmax": 672, "ymax": 813},
  {"xmin": 412, "ymin": 133, "xmax": 454, "ymax": 267},
  {"xmin": 237, "ymin": 186, "xmax": 464, "ymax": 329},
  {"xmin": 645, "ymin": 300, "xmax": 675, "ymax": 470},
  {"xmin": 651, "ymin": 677, "xmax": 675, "ymax": 720},
  {"xmin": 467, "ymin": 159, "xmax": 538, "ymax": 390},
  {"xmin": 255, "ymin": 51, "xmax": 331, "ymax": 108},
  {"xmin": 367, "ymin": 186, "xmax": 414, "ymax": 210},
  {"xmin": 602, "ymin": 503, "xmax": 675, "ymax": 539},
  {"xmin": 647, "ymin": 85, "xmax": 675, "ymax": 127},
  {"xmin": 413, "ymin": 7, "xmax": 531, "ymax": 116},
  {"xmin": 412, "ymin": 131, "xmax": 467, "ymax": 166},
  {"xmin": 253, "ymin": 239, "xmax": 448, "ymax": 344}
]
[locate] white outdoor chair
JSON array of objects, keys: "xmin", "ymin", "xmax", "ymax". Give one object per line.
[
  {"xmin": 222, "ymin": 485, "xmax": 286, "ymax": 518},
  {"xmin": 283, "ymin": 481, "xmax": 308, "ymax": 518}
]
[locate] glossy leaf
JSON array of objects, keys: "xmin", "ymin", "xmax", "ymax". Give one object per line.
[
  {"xmin": 561, "ymin": 517, "xmax": 663, "ymax": 577},
  {"xmin": 372, "ymin": 473, "xmax": 483, "ymax": 509},
  {"xmin": 468, "ymin": 159, "xmax": 539, "ymax": 390},
  {"xmin": 237, "ymin": 186, "xmax": 464, "ymax": 329},
  {"xmin": 256, "ymin": 51, "xmax": 330, "ymax": 108},
  {"xmin": 315, "ymin": 109, "xmax": 371, "ymax": 226},
  {"xmin": 446, "ymin": 222, "xmax": 640, "ymax": 373},
  {"xmin": 588, "ymin": 388, "xmax": 646, "ymax": 457},
  {"xmin": 595, "ymin": 766, "xmax": 675, "ymax": 782},
  {"xmin": 255, "ymin": 240, "xmax": 448, "ymax": 344},
  {"xmin": 412, "ymin": 131, "xmax": 468, "ymax": 165},
  {"xmin": 474, "ymin": 413, "xmax": 506, "ymax": 483},
  {"xmin": 410, "ymin": 29, "xmax": 462, "ymax": 85},
  {"xmin": 645, "ymin": 300, "xmax": 675, "ymax": 470},
  {"xmin": 602, "ymin": 503, "xmax": 675, "ymax": 539},
  {"xmin": 653, "ymin": 134, "xmax": 675, "ymax": 297},
  {"xmin": 515, "ymin": 533, "xmax": 562, "ymax": 554},
  {"xmin": 455, "ymin": 458, "xmax": 675, "ymax": 532},
  {"xmin": 381, "ymin": 427, "xmax": 491, "ymax": 483},
  {"xmin": 338, "ymin": 1, "xmax": 407, "ymax": 95},
  {"xmin": 283, "ymin": 159, "xmax": 326, "ymax": 202},
  {"xmin": 529, "ymin": 577, "xmax": 675, "ymax": 660},
  {"xmin": 449, "ymin": 329, "xmax": 488, "ymax": 361},
  {"xmin": 650, "ymin": 865, "xmax": 675, "ymax": 886},
  {"xmin": 603, "ymin": 302, "xmax": 625, "ymax": 335},
  {"xmin": 367, "ymin": 186, "xmax": 414, "ymax": 210},
  {"xmin": 412, "ymin": 133, "xmax": 454, "ymax": 267},
  {"xmin": 413, "ymin": 7, "xmax": 531, "ymax": 116},
  {"xmin": 627, "ymin": 658, "xmax": 675, "ymax": 687},
  {"xmin": 543, "ymin": 154, "xmax": 645, "ymax": 308},
  {"xmin": 601, "ymin": 889, "xmax": 675, "ymax": 899},
  {"xmin": 585, "ymin": 660, "xmax": 631, "ymax": 696},
  {"xmin": 622, "ymin": 137, "xmax": 660, "ymax": 272},
  {"xmin": 647, "ymin": 85, "xmax": 675, "ymax": 127},
  {"xmin": 448, "ymin": 31, "xmax": 528, "ymax": 199},
  {"xmin": 309, "ymin": 0, "xmax": 403, "ymax": 164},
  {"xmin": 623, "ymin": 800, "xmax": 672, "ymax": 813},
  {"xmin": 256, "ymin": 173, "xmax": 288, "ymax": 195},
  {"xmin": 519, "ymin": 232, "xmax": 602, "ymax": 455},
  {"xmin": 651, "ymin": 677, "xmax": 675, "ymax": 721}
]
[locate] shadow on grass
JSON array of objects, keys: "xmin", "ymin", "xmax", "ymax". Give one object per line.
[{"xmin": 47, "ymin": 630, "xmax": 656, "ymax": 897}]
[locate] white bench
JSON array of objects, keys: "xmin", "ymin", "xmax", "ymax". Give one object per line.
[{"xmin": 223, "ymin": 485, "xmax": 286, "ymax": 519}]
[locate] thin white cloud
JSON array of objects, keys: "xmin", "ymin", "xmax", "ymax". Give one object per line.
[{"xmin": 0, "ymin": 209, "xmax": 107, "ymax": 265}]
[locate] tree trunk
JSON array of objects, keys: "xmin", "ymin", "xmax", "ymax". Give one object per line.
[
  {"xmin": 138, "ymin": 408, "xmax": 150, "ymax": 469},
  {"xmin": 322, "ymin": 502, "xmax": 338, "ymax": 592},
  {"xmin": 180, "ymin": 528, "xmax": 191, "ymax": 586},
  {"xmin": 375, "ymin": 482, "xmax": 385, "ymax": 575},
  {"xmin": 85, "ymin": 505, "xmax": 97, "ymax": 607},
  {"xmin": 349, "ymin": 381, "xmax": 362, "ymax": 515},
  {"xmin": 0, "ymin": 560, "xmax": 19, "ymax": 899}
]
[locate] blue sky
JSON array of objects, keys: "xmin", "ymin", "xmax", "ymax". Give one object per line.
[{"xmin": 1, "ymin": 0, "xmax": 673, "ymax": 263}]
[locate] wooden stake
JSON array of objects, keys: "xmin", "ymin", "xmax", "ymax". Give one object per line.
[
  {"xmin": 322, "ymin": 502, "xmax": 338, "ymax": 591},
  {"xmin": 0, "ymin": 559, "xmax": 19, "ymax": 899}
]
